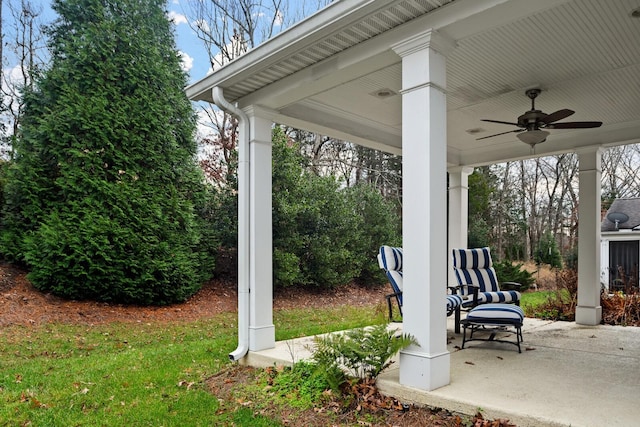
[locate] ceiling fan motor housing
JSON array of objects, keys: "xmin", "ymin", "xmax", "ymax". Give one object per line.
[
  {"xmin": 518, "ymin": 110, "xmax": 544, "ymax": 130},
  {"xmin": 526, "ymin": 88, "xmax": 541, "ymax": 99},
  {"xmin": 477, "ymin": 88, "xmax": 602, "ymax": 143}
]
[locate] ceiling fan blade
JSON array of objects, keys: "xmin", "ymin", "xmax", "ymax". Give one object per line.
[
  {"xmin": 476, "ymin": 129, "xmax": 523, "ymax": 140},
  {"xmin": 541, "ymin": 109, "xmax": 574, "ymax": 124},
  {"xmin": 481, "ymin": 119, "xmax": 520, "ymax": 126},
  {"xmin": 546, "ymin": 121, "xmax": 603, "ymax": 129}
]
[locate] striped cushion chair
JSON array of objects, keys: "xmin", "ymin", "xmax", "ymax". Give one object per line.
[
  {"xmin": 378, "ymin": 246, "xmax": 463, "ymax": 322},
  {"xmin": 452, "ymin": 247, "xmax": 522, "ymax": 309}
]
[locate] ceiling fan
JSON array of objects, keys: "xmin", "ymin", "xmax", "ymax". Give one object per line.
[{"xmin": 477, "ymin": 89, "xmax": 603, "ymax": 148}]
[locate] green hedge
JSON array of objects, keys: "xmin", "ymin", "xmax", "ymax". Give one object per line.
[{"xmin": 0, "ymin": 0, "xmax": 213, "ymax": 304}]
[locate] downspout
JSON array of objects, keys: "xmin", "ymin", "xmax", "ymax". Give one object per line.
[{"xmin": 211, "ymin": 87, "xmax": 250, "ymax": 362}]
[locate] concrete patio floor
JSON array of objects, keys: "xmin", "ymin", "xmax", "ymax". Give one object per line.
[{"xmin": 242, "ymin": 316, "xmax": 640, "ymax": 427}]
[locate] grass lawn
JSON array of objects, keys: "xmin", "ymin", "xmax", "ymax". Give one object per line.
[
  {"xmin": 0, "ymin": 292, "xmax": 557, "ymax": 426},
  {"xmin": 0, "ymin": 306, "xmax": 381, "ymax": 426},
  {"xmin": 520, "ymin": 289, "xmax": 569, "ymax": 317},
  {"xmin": 520, "ymin": 290, "xmax": 555, "ymax": 309}
]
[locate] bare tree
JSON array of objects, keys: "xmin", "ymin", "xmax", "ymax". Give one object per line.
[
  {"xmin": 601, "ymin": 144, "xmax": 640, "ymax": 205},
  {"xmin": 478, "ymin": 145, "xmax": 640, "ymax": 264},
  {"xmin": 185, "ymin": 0, "xmax": 332, "ymax": 185},
  {"xmin": 198, "ymin": 107, "xmax": 238, "ymax": 187},
  {"xmin": 187, "ymin": 0, "xmax": 329, "ymax": 71},
  {"xmin": 1, "ymin": 0, "xmax": 47, "ymax": 157},
  {"xmin": 493, "ymin": 162, "xmax": 513, "ymax": 257},
  {"xmin": 185, "ymin": 0, "xmax": 405, "ymax": 206},
  {"xmin": 0, "ymin": 0, "xmax": 3, "ymax": 97}
]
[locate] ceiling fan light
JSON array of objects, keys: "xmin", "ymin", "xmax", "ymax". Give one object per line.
[{"xmin": 518, "ymin": 130, "xmax": 549, "ymax": 146}]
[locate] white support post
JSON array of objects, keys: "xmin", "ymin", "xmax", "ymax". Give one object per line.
[
  {"xmin": 392, "ymin": 30, "xmax": 455, "ymax": 391},
  {"xmin": 447, "ymin": 166, "xmax": 474, "ymax": 285},
  {"xmin": 575, "ymin": 147, "xmax": 603, "ymax": 325},
  {"xmin": 246, "ymin": 107, "xmax": 276, "ymax": 350}
]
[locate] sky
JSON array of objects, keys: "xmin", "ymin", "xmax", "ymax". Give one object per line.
[
  {"xmin": 166, "ymin": 0, "xmax": 213, "ymax": 84},
  {"xmin": 3, "ymin": 0, "xmax": 323, "ymax": 86},
  {"xmin": 2, "ymin": 0, "xmax": 214, "ymax": 84},
  {"xmin": 167, "ymin": 0, "xmax": 323, "ymax": 84},
  {"xmin": 0, "ymin": 0, "xmax": 325, "ymax": 142}
]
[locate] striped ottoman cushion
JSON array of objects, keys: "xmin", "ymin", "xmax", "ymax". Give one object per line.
[
  {"xmin": 466, "ymin": 303, "xmax": 524, "ymax": 325},
  {"xmin": 447, "ymin": 294, "xmax": 463, "ymax": 314}
]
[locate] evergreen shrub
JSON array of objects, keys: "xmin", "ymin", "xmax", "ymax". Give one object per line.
[
  {"xmin": 534, "ymin": 231, "xmax": 563, "ymax": 268},
  {"xmin": 0, "ymin": 0, "xmax": 213, "ymax": 304},
  {"xmin": 344, "ymin": 184, "xmax": 400, "ymax": 285},
  {"xmin": 271, "ymin": 127, "xmax": 401, "ymax": 289},
  {"xmin": 493, "ymin": 259, "xmax": 534, "ymax": 292}
]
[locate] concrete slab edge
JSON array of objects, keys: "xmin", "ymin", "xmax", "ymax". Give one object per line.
[{"xmin": 375, "ymin": 375, "xmax": 569, "ymax": 427}]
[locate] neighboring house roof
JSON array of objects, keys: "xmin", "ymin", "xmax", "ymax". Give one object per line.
[{"xmin": 602, "ymin": 198, "xmax": 640, "ymax": 232}]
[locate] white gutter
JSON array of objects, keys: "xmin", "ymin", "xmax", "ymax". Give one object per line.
[{"xmin": 211, "ymin": 87, "xmax": 250, "ymax": 362}]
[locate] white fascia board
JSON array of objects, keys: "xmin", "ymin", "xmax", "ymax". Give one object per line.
[
  {"xmin": 601, "ymin": 231, "xmax": 640, "ymax": 241},
  {"xmin": 186, "ymin": 0, "xmax": 516, "ymax": 104},
  {"xmin": 186, "ymin": 0, "xmax": 393, "ymax": 102}
]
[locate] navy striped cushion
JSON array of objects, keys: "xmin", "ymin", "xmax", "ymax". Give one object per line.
[
  {"xmin": 478, "ymin": 290, "xmax": 521, "ymax": 304},
  {"xmin": 461, "ymin": 291, "xmax": 522, "ymax": 307},
  {"xmin": 378, "ymin": 246, "xmax": 403, "ymax": 305},
  {"xmin": 378, "ymin": 245, "xmax": 462, "ymax": 314},
  {"xmin": 452, "ymin": 247, "xmax": 492, "ymax": 269},
  {"xmin": 387, "ymin": 270, "xmax": 403, "ymax": 304},
  {"xmin": 447, "ymin": 294, "xmax": 463, "ymax": 312},
  {"xmin": 452, "ymin": 248, "xmax": 500, "ymax": 294},
  {"xmin": 379, "ymin": 246, "xmax": 403, "ymax": 272},
  {"xmin": 466, "ymin": 303, "xmax": 524, "ymax": 324}
]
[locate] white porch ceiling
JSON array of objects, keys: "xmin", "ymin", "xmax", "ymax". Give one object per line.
[{"xmin": 186, "ymin": 0, "xmax": 640, "ymax": 167}]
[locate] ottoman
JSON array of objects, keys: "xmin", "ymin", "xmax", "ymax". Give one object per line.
[{"xmin": 461, "ymin": 303, "xmax": 524, "ymax": 353}]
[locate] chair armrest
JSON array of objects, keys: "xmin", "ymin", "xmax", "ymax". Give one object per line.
[
  {"xmin": 501, "ymin": 281, "xmax": 522, "ymax": 291},
  {"xmin": 450, "ymin": 283, "xmax": 479, "ymax": 293},
  {"xmin": 450, "ymin": 284, "xmax": 480, "ymax": 306}
]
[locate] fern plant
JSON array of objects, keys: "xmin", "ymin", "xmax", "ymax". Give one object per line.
[{"xmin": 312, "ymin": 324, "xmax": 416, "ymax": 380}]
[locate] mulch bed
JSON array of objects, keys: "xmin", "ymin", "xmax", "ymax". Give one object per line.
[
  {"xmin": 1, "ymin": 262, "xmax": 518, "ymax": 425},
  {"xmin": 207, "ymin": 364, "xmax": 516, "ymax": 426},
  {"xmin": 0, "ymin": 262, "xmax": 388, "ymax": 326}
]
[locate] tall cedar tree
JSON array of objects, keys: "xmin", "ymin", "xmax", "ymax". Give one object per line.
[{"xmin": 0, "ymin": 0, "xmax": 213, "ymax": 304}]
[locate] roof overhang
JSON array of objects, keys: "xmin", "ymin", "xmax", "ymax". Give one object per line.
[{"xmin": 186, "ymin": 0, "xmax": 640, "ymax": 166}]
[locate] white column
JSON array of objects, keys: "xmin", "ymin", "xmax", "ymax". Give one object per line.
[
  {"xmin": 447, "ymin": 166, "xmax": 474, "ymax": 285},
  {"xmin": 575, "ymin": 147, "xmax": 603, "ymax": 325},
  {"xmin": 392, "ymin": 29, "xmax": 455, "ymax": 391},
  {"xmin": 245, "ymin": 107, "xmax": 275, "ymax": 350}
]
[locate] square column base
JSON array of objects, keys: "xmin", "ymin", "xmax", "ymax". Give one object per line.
[
  {"xmin": 575, "ymin": 305, "xmax": 602, "ymax": 326},
  {"xmin": 249, "ymin": 324, "xmax": 276, "ymax": 351},
  {"xmin": 399, "ymin": 347, "xmax": 450, "ymax": 391}
]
